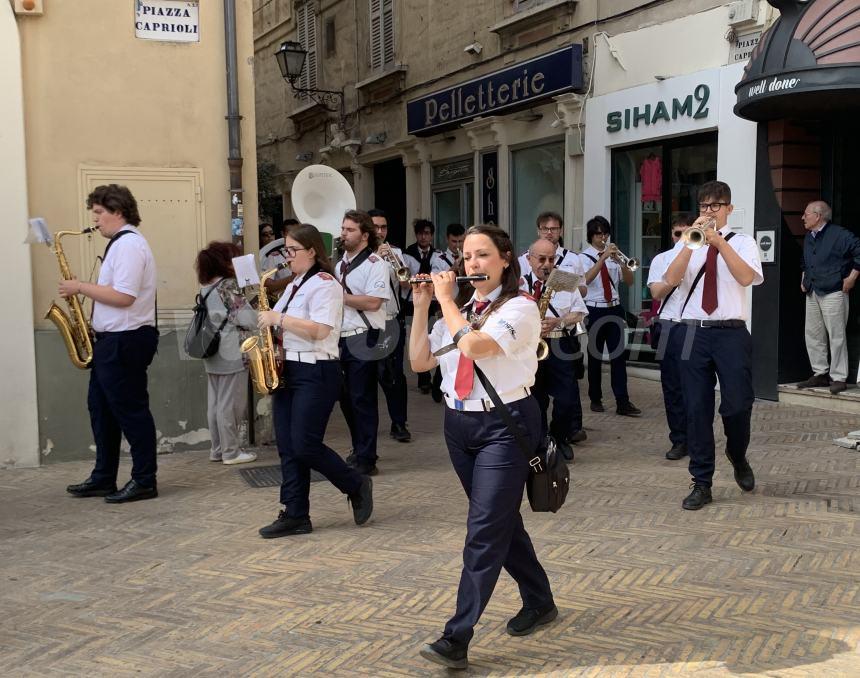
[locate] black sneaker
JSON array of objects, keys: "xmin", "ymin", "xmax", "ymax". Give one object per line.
[
  {"xmin": 727, "ymin": 455, "xmax": 755, "ymax": 492},
  {"xmin": 682, "ymin": 483, "xmax": 712, "ymax": 510},
  {"xmin": 259, "ymin": 511, "xmax": 313, "ymax": 539},
  {"xmin": 506, "ymin": 603, "xmax": 559, "ymax": 636},
  {"xmin": 568, "ymin": 429, "xmax": 587, "ymax": 444},
  {"xmin": 556, "ymin": 440, "xmax": 574, "ymax": 462},
  {"xmin": 390, "ymin": 423, "xmax": 412, "ymax": 443},
  {"xmin": 665, "ymin": 443, "xmax": 687, "ymax": 460},
  {"xmin": 419, "ymin": 637, "xmax": 468, "ymax": 670},
  {"xmin": 616, "ymin": 401, "xmax": 642, "ymax": 417},
  {"xmin": 348, "ymin": 476, "xmax": 373, "ymax": 525},
  {"xmin": 590, "ymin": 401, "xmax": 604, "ymax": 413}
]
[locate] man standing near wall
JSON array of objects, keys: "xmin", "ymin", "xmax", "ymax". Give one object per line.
[
  {"xmin": 798, "ymin": 201, "xmax": 860, "ymax": 394},
  {"xmin": 63, "ymin": 184, "xmax": 160, "ymax": 503}
]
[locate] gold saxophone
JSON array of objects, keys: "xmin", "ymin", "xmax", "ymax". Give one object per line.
[
  {"xmin": 242, "ymin": 264, "xmax": 287, "ymax": 394},
  {"xmin": 45, "ymin": 228, "xmax": 96, "ymax": 369},
  {"xmin": 536, "ymin": 284, "xmax": 553, "ymax": 361}
]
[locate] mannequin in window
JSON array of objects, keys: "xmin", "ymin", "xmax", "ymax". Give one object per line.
[{"xmin": 640, "ymin": 153, "xmax": 662, "ymax": 211}]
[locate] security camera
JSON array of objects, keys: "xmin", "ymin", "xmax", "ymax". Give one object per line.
[{"xmin": 464, "ymin": 41, "xmax": 483, "ymax": 55}]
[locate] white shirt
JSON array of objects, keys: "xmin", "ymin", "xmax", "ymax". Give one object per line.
[
  {"xmin": 518, "ymin": 245, "xmax": 584, "ymax": 280},
  {"xmin": 519, "ymin": 271, "xmax": 588, "ymax": 319},
  {"xmin": 668, "ymin": 227, "xmax": 764, "ymax": 321},
  {"xmin": 405, "ymin": 249, "xmax": 449, "ymax": 276},
  {"xmin": 578, "ymin": 246, "xmax": 622, "ymax": 304},
  {"xmin": 261, "ymin": 248, "xmax": 292, "ymax": 281},
  {"xmin": 92, "ymin": 225, "xmax": 157, "ymax": 332},
  {"xmin": 335, "ymin": 248, "xmax": 390, "ymax": 332},
  {"xmin": 436, "ymin": 248, "xmax": 459, "ymax": 269},
  {"xmin": 429, "ymin": 286, "xmax": 539, "ymax": 402},
  {"xmin": 647, "ymin": 245, "xmax": 684, "ymax": 321},
  {"xmin": 272, "ymin": 269, "xmax": 342, "ymax": 358}
]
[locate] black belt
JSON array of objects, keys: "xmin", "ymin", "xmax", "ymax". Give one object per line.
[
  {"xmin": 674, "ymin": 319, "xmax": 746, "ymax": 329},
  {"xmin": 94, "ymin": 325, "xmax": 156, "ymax": 340}
]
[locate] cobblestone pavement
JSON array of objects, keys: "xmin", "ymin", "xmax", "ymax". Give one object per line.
[{"xmin": 1, "ymin": 378, "xmax": 859, "ymax": 677}]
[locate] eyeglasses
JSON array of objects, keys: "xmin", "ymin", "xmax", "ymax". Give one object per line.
[
  {"xmin": 284, "ymin": 246, "xmax": 307, "ymax": 256},
  {"xmin": 538, "ymin": 225, "xmax": 561, "ymax": 233},
  {"xmin": 698, "ymin": 202, "xmax": 728, "ymax": 212},
  {"xmin": 673, "ymin": 230, "xmax": 684, "ymax": 237},
  {"xmin": 528, "ymin": 254, "xmax": 554, "ymax": 264}
]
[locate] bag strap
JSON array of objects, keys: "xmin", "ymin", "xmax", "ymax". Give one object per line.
[
  {"xmin": 202, "ymin": 279, "xmax": 230, "ymax": 332},
  {"xmin": 680, "ymin": 232, "xmax": 735, "ymax": 316},
  {"xmin": 473, "ymin": 365, "xmax": 542, "ymax": 472},
  {"xmin": 340, "ymin": 249, "xmax": 376, "ymax": 332}
]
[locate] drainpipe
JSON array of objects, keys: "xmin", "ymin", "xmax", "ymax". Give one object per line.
[{"xmin": 224, "ymin": 0, "xmax": 244, "ymax": 251}]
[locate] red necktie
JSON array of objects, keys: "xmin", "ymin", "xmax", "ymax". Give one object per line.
[
  {"xmin": 600, "ymin": 264, "xmax": 613, "ymax": 302},
  {"xmin": 532, "ymin": 279, "xmax": 543, "ymax": 300},
  {"xmin": 454, "ymin": 301, "xmax": 489, "ymax": 399},
  {"xmin": 339, "ymin": 258, "xmax": 349, "ymax": 276},
  {"xmin": 701, "ymin": 245, "xmax": 719, "ymax": 315}
]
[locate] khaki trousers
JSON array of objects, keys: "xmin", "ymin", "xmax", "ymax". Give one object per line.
[{"xmin": 804, "ymin": 290, "xmax": 850, "ymax": 382}]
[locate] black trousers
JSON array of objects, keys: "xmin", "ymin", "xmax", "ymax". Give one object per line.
[
  {"xmin": 533, "ymin": 337, "xmax": 583, "ymax": 438},
  {"xmin": 339, "ymin": 337, "xmax": 379, "ymax": 465},
  {"xmin": 672, "ymin": 323, "xmax": 754, "ymax": 486},
  {"xmin": 443, "ymin": 397, "xmax": 554, "ymax": 645},
  {"xmin": 656, "ymin": 320, "xmax": 686, "ymax": 448},
  {"xmin": 273, "ymin": 361, "xmax": 362, "ymax": 517},
  {"xmin": 585, "ymin": 305, "xmax": 630, "ymax": 405},
  {"xmin": 88, "ymin": 326, "xmax": 159, "ymax": 487},
  {"xmin": 378, "ymin": 317, "xmax": 407, "ymax": 427}
]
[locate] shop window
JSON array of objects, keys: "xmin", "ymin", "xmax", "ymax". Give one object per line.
[
  {"xmin": 370, "ymin": 0, "xmax": 394, "ymax": 71},
  {"xmin": 432, "ymin": 158, "xmax": 474, "ymax": 246},
  {"xmin": 511, "ymin": 142, "xmax": 564, "ymax": 257},
  {"xmin": 611, "ymin": 133, "xmax": 717, "ymax": 357}
]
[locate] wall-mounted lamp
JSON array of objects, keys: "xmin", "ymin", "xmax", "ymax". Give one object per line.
[
  {"xmin": 295, "ymin": 151, "xmax": 313, "ymax": 162},
  {"xmin": 365, "ymin": 132, "xmax": 387, "ymax": 145},
  {"xmin": 275, "ymin": 41, "xmax": 344, "ymax": 114}
]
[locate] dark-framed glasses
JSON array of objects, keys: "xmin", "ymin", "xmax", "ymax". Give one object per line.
[
  {"xmin": 698, "ymin": 202, "xmax": 728, "ymax": 213},
  {"xmin": 284, "ymin": 246, "xmax": 307, "ymax": 256},
  {"xmin": 673, "ymin": 230, "xmax": 684, "ymax": 237}
]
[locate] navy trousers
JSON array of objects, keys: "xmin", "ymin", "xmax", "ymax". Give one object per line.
[
  {"xmin": 273, "ymin": 360, "xmax": 362, "ymax": 517},
  {"xmin": 585, "ymin": 305, "xmax": 630, "ymax": 405},
  {"xmin": 673, "ymin": 324, "xmax": 754, "ymax": 487},
  {"xmin": 378, "ymin": 317, "xmax": 408, "ymax": 427},
  {"xmin": 339, "ymin": 337, "xmax": 379, "ymax": 465},
  {"xmin": 533, "ymin": 337, "xmax": 582, "ymax": 438},
  {"xmin": 88, "ymin": 326, "xmax": 159, "ymax": 487},
  {"xmin": 443, "ymin": 396, "xmax": 554, "ymax": 645},
  {"xmin": 656, "ymin": 320, "xmax": 686, "ymax": 448}
]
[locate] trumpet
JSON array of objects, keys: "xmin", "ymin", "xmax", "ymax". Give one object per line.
[
  {"xmin": 408, "ymin": 274, "xmax": 488, "ymax": 285},
  {"xmin": 378, "ymin": 242, "xmax": 411, "ymax": 282},
  {"xmin": 607, "ymin": 240, "xmax": 639, "ymax": 271},
  {"xmin": 681, "ymin": 219, "xmax": 715, "ymax": 250}
]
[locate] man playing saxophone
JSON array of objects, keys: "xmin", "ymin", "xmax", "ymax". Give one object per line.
[{"xmin": 63, "ymin": 184, "xmax": 160, "ymax": 504}]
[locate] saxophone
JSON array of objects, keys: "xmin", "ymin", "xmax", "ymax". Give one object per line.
[
  {"xmin": 45, "ymin": 228, "xmax": 96, "ymax": 369},
  {"xmin": 241, "ymin": 264, "xmax": 287, "ymax": 394},
  {"xmin": 536, "ymin": 284, "xmax": 553, "ymax": 362}
]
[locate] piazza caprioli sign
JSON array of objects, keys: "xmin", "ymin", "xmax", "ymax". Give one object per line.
[{"xmin": 135, "ymin": 0, "xmax": 200, "ymax": 43}]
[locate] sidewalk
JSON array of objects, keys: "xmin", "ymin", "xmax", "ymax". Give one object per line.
[{"xmin": 1, "ymin": 378, "xmax": 859, "ymax": 676}]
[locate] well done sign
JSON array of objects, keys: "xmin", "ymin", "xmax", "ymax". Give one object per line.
[{"xmin": 135, "ymin": 0, "xmax": 200, "ymax": 43}]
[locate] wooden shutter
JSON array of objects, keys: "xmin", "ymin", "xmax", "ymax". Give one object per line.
[
  {"xmin": 297, "ymin": 2, "xmax": 318, "ymax": 93},
  {"xmin": 370, "ymin": 0, "xmax": 394, "ymax": 71},
  {"xmin": 382, "ymin": 0, "xmax": 394, "ymax": 68}
]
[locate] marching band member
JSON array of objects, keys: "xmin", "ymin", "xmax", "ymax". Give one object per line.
[
  {"xmin": 63, "ymin": 184, "xmax": 160, "ymax": 503},
  {"xmin": 647, "ymin": 216, "xmax": 693, "ymax": 461},
  {"xmin": 437, "ymin": 223, "xmax": 465, "ymax": 269},
  {"xmin": 521, "ymin": 238, "xmax": 588, "ymax": 461},
  {"xmin": 257, "ymin": 224, "xmax": 373, "ymax": 538},
  {"xmin": 517, "ymin": 212, "xmax": 587, "ymax": 297},
  {"xmin": 579, "ymin": 216, "xmax": 641, "ymax": 418},
  {"xmin": 370, "ymin": 208, "xmax": 411, "ymax": 443},
  {"xmin": 662, "ymin": 181, "xmax": 763, "ymax": 510},
  {"xmin": 335, "ymin": 210, "xmax": 390, "ymax": 476},
  {"xmin": 410, "ymin": 224, "xmax": 557, "ymax": 670}
]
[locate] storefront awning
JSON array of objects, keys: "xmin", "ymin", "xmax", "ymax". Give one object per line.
[{"xmin": 734, "ymin": 0, "xmax": 860, "ymax": 121}]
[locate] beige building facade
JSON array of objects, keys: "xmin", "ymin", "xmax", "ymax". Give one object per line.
[{"xmin": 3, "ymin": 0, "xmax": 258, "ymax": 467}]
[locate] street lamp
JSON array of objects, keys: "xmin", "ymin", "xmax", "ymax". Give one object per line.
[{"xmin": 274, "ymin": 41, "xmax": 344, "ymax": 112}]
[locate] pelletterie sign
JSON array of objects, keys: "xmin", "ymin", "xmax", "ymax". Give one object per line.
[
  {"xmin": 135, "ymin": 0, "xmax": 200, "ymax": 43},
  {"xmin": 407, "ymin": 45, "xmax": 583, "ymax": 136}
]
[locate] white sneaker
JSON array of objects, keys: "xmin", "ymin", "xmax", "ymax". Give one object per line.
[
  {"xmin": 209, "ymin": 451, "xmax": 222, "ymax": 462},
  {"xmin": 222, "ymin": 451, "xmax": 257, "ymax": 465}
]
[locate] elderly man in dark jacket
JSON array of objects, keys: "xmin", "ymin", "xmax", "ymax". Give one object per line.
[{"xmin": 798, "ymin": 201, "xmax": 860, "ymax": 394}]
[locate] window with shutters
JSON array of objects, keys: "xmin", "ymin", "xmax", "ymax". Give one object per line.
[
  {"xmin": 296, "ymin": 1, "xmax": 318, "ymax": 95},
  {"xmin": 369, "ymin": 0, "xmax": 395, "ymax": 72}
]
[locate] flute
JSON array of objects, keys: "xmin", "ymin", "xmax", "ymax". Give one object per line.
[{"xmin": 409, "ymin": 274, "xmax": 488, "ymax": 284}]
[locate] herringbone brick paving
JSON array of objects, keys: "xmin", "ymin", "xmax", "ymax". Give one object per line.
[{"xmin": 1, "ymin": 378, "xmax": 859, "ymax": 676}]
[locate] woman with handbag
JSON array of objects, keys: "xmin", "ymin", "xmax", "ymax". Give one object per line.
[
  {"xmin": 409, "ymin": 224, "xmax": 557, "ymax": 670},
  {"xmin": 194, "ymin": 242, "xmax": 258, "ymax": 465},
  {"xmin": 255, "ymin": 224, "xmax": 373, "ymax": 539}
]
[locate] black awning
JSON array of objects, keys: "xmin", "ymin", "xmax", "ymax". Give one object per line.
[{"xmin": 734, "ymin": 0, "xmax": 860, "ymax": 121}]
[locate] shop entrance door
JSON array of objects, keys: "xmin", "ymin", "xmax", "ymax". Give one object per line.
[{"xmin": 433, "ymin": 183, "xmax": 473, "ymax": 248}]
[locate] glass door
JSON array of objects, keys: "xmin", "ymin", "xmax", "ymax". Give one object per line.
[{"xmin": 433, "ymin": 183, "xmax": 473, "ymax": 248}]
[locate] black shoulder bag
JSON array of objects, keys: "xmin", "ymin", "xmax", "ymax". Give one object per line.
[
  {"xmin": 184, "ymin": 281, "xmax": 229, "ymax": 359},
  {"xmin": 473, "ymin": 365, "xmax": 570, "ymax": 513}
]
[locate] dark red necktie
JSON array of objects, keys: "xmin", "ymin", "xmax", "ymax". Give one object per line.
[
  {"xmin": 701, "ymin": 245, "xmax": 719, "ymax": 315},
  {"xmin": 339, "ymin": 258, "xmax": 349, "ymax": 276},
  {"xmin": 454, "ymin": 301, "xmax": 489, "ymax": 399},
  {"xmin": 600, "ymin": 264, "xmax": 613, "ymax": 302},
  {"xmin": 532, "ymin": 279, "xmax": 543, "ymax": 300}
]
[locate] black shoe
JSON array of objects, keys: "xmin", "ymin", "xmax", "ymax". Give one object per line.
[
  {"xmin": 418, "ymin": 384, "xmax": 432, "ymax": 394},
  {"xmin": 259, "ymin": 511, "xmax": 313, "ymax": 539},
  {"xmin": 348, "ymin": 476, "xmax": 373, "ymax": 525},
  {"xmin": 665, "ymin": 443, "xmax": 687, "ymax": 460},
  {"xmin": 830, "ymin": 381, "xmax": 847, "ymax": 394},
  {"xmin": 352, "ymin": 461, "xmax": 379, "ymax": 476},
  {"xmin": 506, "ymin": 603, "xmax": 559, "ymax": 636},
  {"xmin": 66, "ymin": 478, "xmax": 117, "ymax": 498},
  {"xmin": 556, "ymin": 440, "xmax": 574, "ymax": 462},
  {"xmin": 419, "ymin": 637, "xmax": 468, "ymax": 670},
  {"xmin": 616, "ymin": 401, "xmax": 642, "ymax": 417},
  {"xmin": 390, "ymin": 423, "xmax": 411, "ymax": 443},
  {"xmin": 104, "ymin": 479, "xmax": 157, "ymax": 504},
  {"xmin": 590, "ymin": 401, "xmax": 604, "ymax": 412},
  {"xmin": 431, "ymin": 387, "xmax": 443, "ymax": 403},
  {"xmin": 797, "ymin": 373, "xmax": 830, "ymax": 389},
  {"xmin": 727, "ymin": 455, "xmax": 755, "ymax": 492},
  {"xmin": 568, "ymin": 429, "xmax": 587, "ymax": 444},
  {"xmin": 682, "ymin": 482, "xmax": 712, "ymax": 510}
]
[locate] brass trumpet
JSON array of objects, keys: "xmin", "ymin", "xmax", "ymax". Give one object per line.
[
  {"xmin": 607, "ymin": 241, "xmax": 639, "ymax": 271},
  {"xmin": 681, "ymin": 219, "xmax": 715, "ymax": 250},
  {"xmin": 378, "ymin": 242, "xmax": 411, "ymax": 282}
]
